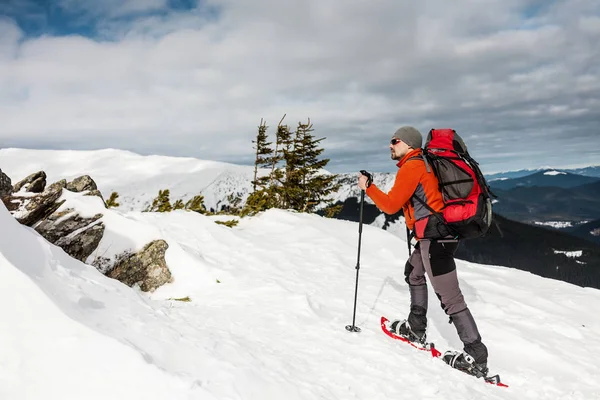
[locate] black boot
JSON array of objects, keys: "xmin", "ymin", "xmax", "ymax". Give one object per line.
[
  {"xmin": 389, "ymin": 304, "xmax": 427, "ymax": 344},
  {"xmin": 389, "ymin": 318, "xmax": 427, "ymax": 344},
  {"xmin": 442, "ymin": 351, "xmax": 489, "ymax": 378},
  {"xmin": 449, "ymin": 308, "xmax": 488, "ymax": 366}
]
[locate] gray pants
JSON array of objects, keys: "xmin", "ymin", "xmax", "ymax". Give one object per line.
[{"xmin": 405, "ymin": 240, "xmax": 488, "ymax": 365}]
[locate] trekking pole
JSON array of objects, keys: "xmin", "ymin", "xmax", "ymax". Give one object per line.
[
  {"xmin": 346, "ymin": 189, "xmax": 365, "ymax": 333},
  {"xmin": 406, "ymin": 226, "xmax": 412, "ymax": 256}
]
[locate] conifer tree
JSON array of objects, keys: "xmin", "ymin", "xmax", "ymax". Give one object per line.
[
  {"xmin": 251, "ymin": 119, "xmax": 273, "ymax": 192},
  {"xmin": 292, "ymin": 119, "xmax": 340, "ymax": 213},
  {"xmin": 242, "ymin": 114, "xmax": 339, "ymax": 216},
  {"xmin": 147, "ymin": 189, "xmax": 172, "ymax": 212},
  {"xmin": 106, "ymin": 192, "xmax": 120, "ymax": 208},
  {"xmin": 185, "ymin": 195, "xmax": 207, "ymax": 214},
  {"xmin": 173, "ymin": 199, "xmax": 185, "ymax": 210},
  {"xmin": 273, "ymin": 116, "xmax": 295, "ymax": 209}
]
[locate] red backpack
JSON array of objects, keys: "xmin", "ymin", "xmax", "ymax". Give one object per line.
[{"xmin": 415, "ymin": 128, "xmax": 496, "ymax": 240}]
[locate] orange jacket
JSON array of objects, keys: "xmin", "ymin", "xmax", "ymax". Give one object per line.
[{"xmin": 365, "ymin": 148, "xmax": 445, "ymax": 231}]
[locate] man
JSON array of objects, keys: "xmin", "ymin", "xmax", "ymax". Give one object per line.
[{"xmin": 357, "ymin": 126, "xmax": 489, "ymax": 377}]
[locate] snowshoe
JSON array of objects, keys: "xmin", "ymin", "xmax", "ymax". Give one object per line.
[
  {"xmin": 389, "ymin": 319, "xmax": 427, "ymax": 345},
  {"xmin": 442, "ymin": 350, "xmax": 489, "ymax": 378}
]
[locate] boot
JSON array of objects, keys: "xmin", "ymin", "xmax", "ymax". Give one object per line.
[
  {"xmin": 389, "ymin": 319, "xmax": 427, "ymax": 344},
  {"xmin": 389, "ymin": 284, "xmax": 429, "ymax": 344},
  {"xmin": 449, "ymin": 308, "xmax": 488, "ymax": 365},
  {"xmin": 442, "ymin": 351, "xmax": 489, "ymax": 378}
]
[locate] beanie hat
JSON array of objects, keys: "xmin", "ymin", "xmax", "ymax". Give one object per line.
[{"xmin": 392, "ymin": 126, "xmax": 423, "ymax": 149}]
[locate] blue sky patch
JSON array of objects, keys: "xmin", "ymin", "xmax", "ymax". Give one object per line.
[{"xmin": 0, "ymin": 0, "xmax": 217, "ymax": 39}]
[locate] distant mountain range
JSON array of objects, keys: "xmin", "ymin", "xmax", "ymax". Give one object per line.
[
  {"xmin": 565, "ymin": 219, "xmax": 600, "ymax": 245},
  {"xmin": 486, "ymin": 166, "xmax": 600, "ymax": 181},
  {"xmin": 491, "ymin": 181, "xmax": 600, "ymax": 222},
  {"xmin": 324, "ymin": 197, "xmax": 600, "ymax": 289},
  {"xmin": 489, "ymin": 170, "xmax": 600, "ymax": 190},
  {"xmin": 455, "ymin": 213, "xmax": 600, "ymax": 289}
]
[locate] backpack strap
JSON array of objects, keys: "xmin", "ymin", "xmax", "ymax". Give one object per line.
[{"xmin": 407, "ymin": 152, "xmax": 431, "ymax": 173}]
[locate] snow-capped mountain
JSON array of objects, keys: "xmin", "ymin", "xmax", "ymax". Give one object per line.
[
  {"xmin": 0, "ymin": 148, "xmax": 390, "ymax": 212},
  {"xmin": 0, "ymin": 148, "xmax": 262, "ymax": 212},
  {"xmin": 488, "ymin": 169, "xmax": 600, "ymax": 190},
  {"xmin": 486, "ymin": 165, "xmax": 600, "ymax": 181}
]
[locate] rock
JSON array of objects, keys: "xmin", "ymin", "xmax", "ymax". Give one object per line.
[
  {"xmin": 47, "ymin": 179, "xmax": 67, "ymax": 194},
  {"xmin": 55, "ymin": 223, "xmax": 105, "ymax": 262},
  {"xmin": 107, "ymin": 240, "xmax": 173, "ymax": 292},
  {"xmin": 66, "ymin": 175, "xmax": 97, "ymax": 193},
  {"xmin": 35, "ymin": 209, "xmax": 104, "ymax": 261},
  {"xmin": 4, "ymin": 189, "xmax": 65, "ymax": 226},
  {"xmin": 65, "ymin": 175, "xmax": 104, "ymax": 204},
  {"xmin": 13, "ymin": 171, "xmax": 47, "ymax": 193},
  {"xmin": 0, "ymin": 169, "xmax": 12, "ymax": 198}
]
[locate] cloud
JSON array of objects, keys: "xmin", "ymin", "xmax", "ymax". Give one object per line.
[{"xmin": 0, "ymin": 0, "xmax": 599, "ymax": 174}]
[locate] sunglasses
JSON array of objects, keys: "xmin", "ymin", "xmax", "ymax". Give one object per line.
[{"xmin": 390, "ymin": 138, "xmax": 402, "ymax": 145}]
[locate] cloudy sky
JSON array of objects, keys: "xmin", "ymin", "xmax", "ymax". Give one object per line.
[{"xmin": 1, "ymin": 0, "xmax": 599, "ymax": 174}]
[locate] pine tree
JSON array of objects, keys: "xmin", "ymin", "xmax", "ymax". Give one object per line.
[
  {"xmin": 251, "ymin": 118, "xmax": 273, "ymax": 192},
  {"xmin": 185, "ymin": 195, "xmax": 207, "ymax": 214},
  {"xmin": 147, "ymin": 189, "xmax": 172, "ymax": 212},
  {"xmin": 106, "ymin": 192, "xmax": 120, "ymax": 208},
  {"xmin": 215, "ymin": 219, "xmax": 239, "ymax": 228},
  {"xmin": 242, "ymin": 114, "xmax": 339, "ymax": 216},
  {"xmin": 173, "ymin": 199, "xmax": 185, "ymax": 210},
  {"xmin": 292, "ymin": 119, "xmax": 340, "ymax": 213},
  {"xmin": 273, "ymin": 116, "xmax": 295, "ymax": 209}
]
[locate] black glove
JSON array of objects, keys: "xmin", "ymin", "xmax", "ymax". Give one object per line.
[{"xmin": 359, "ymin": 170, "xmax": 373, "ymax": 188}]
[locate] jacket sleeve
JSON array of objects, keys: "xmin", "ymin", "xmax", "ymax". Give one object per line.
[{"xmin": 365, "ymin": 163, "xmax": 421, "ymax": 215}]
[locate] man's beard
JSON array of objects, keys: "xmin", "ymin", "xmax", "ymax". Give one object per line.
[{"xmin": 391, "ymin": 150, "xmax": 401, "ymax": 160}]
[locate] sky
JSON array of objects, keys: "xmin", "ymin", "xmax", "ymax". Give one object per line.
[
  {"xmin": 2, "ymin": 154, "xmax": 600, "ymax": 398},
  {"xmin": 0, "ymin": 0, "xmax": 599, "ymax": 174}
]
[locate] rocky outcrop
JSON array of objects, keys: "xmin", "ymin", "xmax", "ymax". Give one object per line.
[
  {"xmin": 106, "ymin": 240, "xmax": 173, "ymax": 292},
  {"xmin": 66, "ymin": 175, "xmax": 97, "ymax": 193},
  {"xmin": 34, "ymin": 209, "xmax": 105, "ymax": 262},
  {"xmin": 4, "ymin": 173, "xmax": 105, "ymax": 253},
  {"xmin": 3, "ymin": 187, "xmax": 65, "ymax": 227},
  {"xmin": 13, "ymin": 171, "xmax": 47, "ymax": 193},
  {"xmin": 5, "ymin": 169, "xmax": 173, "ymax": 292},
  {"xmin": 0, "ymin": 169, "xmax": 12, "ymax": 198},
  {"xmin": 47, "ymin": 179, "xmax": 67, "ymax": 194},
  {"xmin": 66, "ymin": 175, "xmax": 105, "ymax": 204}
]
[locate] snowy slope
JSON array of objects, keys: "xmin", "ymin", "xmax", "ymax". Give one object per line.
[
  {"xmin": 2, "ymin": 148, "xmax": 600, "ymax": 399},
  {"xmin": 1, "ymin": 200, "xmax": 600, "ymax": 398}
]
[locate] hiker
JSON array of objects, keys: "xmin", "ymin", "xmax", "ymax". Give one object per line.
[{"xmin": 357, "ymin": 126, "xmax": 489, "ymax": 377}]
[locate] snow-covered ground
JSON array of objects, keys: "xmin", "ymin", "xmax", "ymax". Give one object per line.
[
  {"xmin": 554, "ymin": 250, "xmax": 584, "ymax": 258},
  {"xmin": 1, "ymin": 148, "xmax": 600, "ymax": 399},
  {"xmin": 534, "ymin": 221, "xmax": 590, "ymax": 229},
  {"xmin": 535, "ymin": 221, "xmax": 574, "ymax": 229},
  {"xmin": 543, "ymin": 170, "xmax": 567, "ymax": 176}
]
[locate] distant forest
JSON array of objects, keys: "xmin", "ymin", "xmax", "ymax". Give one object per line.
[{"xmin": 325, "ymin": 197, "xmax": 600, "ymax": 290}]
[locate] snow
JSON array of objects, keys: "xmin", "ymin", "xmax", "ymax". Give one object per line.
[
  {"xmin": 554, "ymin": 250, "xmax": 584, "ymax": 258},
  {"xmin": 534, "ymin": 221, "xmax": 573, "ymax": 228},
  {"xmin": 543, "ymin": 170, "xmax": 567, "ymax": 176},
  {"xmin": 1, "ymin": 148, "xmax": 600, "ymax": 399},
  {"xmin": 0, "ymin": 148, "xmax": 260, "ymax": 213}
]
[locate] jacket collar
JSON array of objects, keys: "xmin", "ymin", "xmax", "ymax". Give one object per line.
[{"xmin": 396, "ymin": 148, "xmax": 423, "ymax": 168}]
